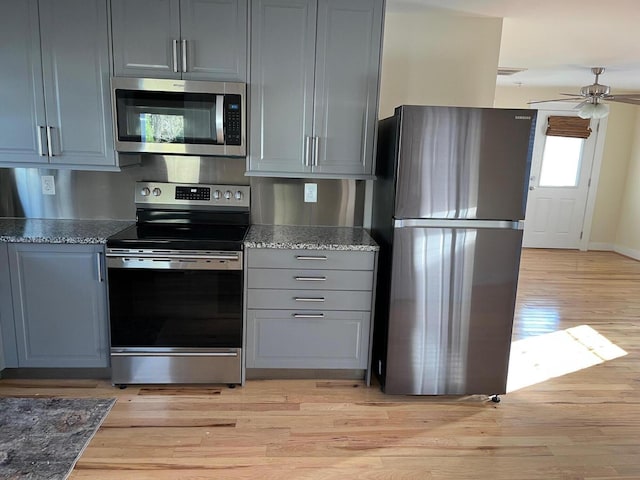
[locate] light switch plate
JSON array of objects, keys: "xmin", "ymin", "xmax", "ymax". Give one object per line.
[
  {"xmin": 304, "ymin": 183, "xmax": 317, "ymax": 203},
  {"xmin": 41, "ymin": 175, "xmax": 55, "ymax": 195}
]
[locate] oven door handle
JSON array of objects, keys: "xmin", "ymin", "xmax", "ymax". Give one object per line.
[
  {"xmin": 106, "ymin": 253, "xmax": 240, "ymax": 261},
  {"xmin": 111, "ymin": 351, "xmax": 239, "ymax": 357}
]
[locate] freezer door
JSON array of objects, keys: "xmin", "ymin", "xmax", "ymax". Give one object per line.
[
  {"xmin": 394, "ymin": 106, "xmax": 536, "ymax": 220},
  {"xmin": 383, "ymin": 224, "xmax": 523, "ymax": 395}
]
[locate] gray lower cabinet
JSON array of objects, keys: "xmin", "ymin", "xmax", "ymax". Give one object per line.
[
  {"xmin": 0, "ymin": 244, "xmax": 12, "ymax": 371},
  {"xmin": 111, "ymin": 0, "xmax": 248, "ymax": 82},
  {"xmin": 248, "ymin": 0, "xmax": 384, "ymax": 178},
  {"xmin": 5, "ymin": 244, "xmax": 109, "ymax": 368},
  {"xmin": 246, "ymin": 310, "xmax": 370, "ymax": 369},
  {"xmin": 245, "ymin": 248, "xmax": 376, "ymax": 374},
  {"xmin": 0, "ymin": 0, "xmax": 116, "ymax": 170}
]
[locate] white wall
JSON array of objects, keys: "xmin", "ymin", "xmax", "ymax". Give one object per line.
[
  {"xmin": 495, "ymin": 85, "xmax": 638, "ymax": 252},
  {"xmin": 378, "ymin": 6, "xmax": 503, "ymax": 118},
  {"xmin": 615, "ymin": 114, "xmax": 640, "ymax": 259},
  {"xmin": 365, "ymin": 6, "xmax": 503, "ymax": 228}
]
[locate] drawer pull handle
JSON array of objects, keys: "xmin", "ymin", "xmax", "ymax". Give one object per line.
[
  {"xmin": 294, "ymin": 276, "xmax": 327, "ymax": 281},
  {"xmin": 294, "ymin": 297, "xmax": 325, "ymax": 302},
  {"xmin": 293, "ymin": 313, "xmax": 324, "ymax": 319},
  {"xmin": 295, "ymin": 255, "xmax": 328, "ymax": 261}
]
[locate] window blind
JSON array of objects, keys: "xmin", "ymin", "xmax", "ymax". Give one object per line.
[{"xmin": 545, "ymin": 116, "xmax": 592, "ymax": 139}]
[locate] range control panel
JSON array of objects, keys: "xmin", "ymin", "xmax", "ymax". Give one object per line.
[{"xmin": 135, "ymin": 182, "xmax": 250, "ymax": 209}]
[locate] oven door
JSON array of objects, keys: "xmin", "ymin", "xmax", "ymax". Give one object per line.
[
  {"xmin": 111, "ymin": 77, "xmax": 245, "ymax": 157},
  {"xmin": 106, "ymin": 251, "xmax": 243, "ymax": 350}
]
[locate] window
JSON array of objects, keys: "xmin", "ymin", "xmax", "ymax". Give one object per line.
[{"xmin": 539, "ymin": 136, "xmax": 584, "ymax": 187}]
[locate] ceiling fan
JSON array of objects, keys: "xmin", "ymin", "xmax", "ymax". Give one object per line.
[{"xmin": 529, "ymin": 67, "xmax": 640, "ymax": 118}]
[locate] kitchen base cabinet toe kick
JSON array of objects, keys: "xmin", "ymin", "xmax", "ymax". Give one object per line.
[{"xmin": 244, "ymin": 248, "xmax": 377, "ymax": 384}]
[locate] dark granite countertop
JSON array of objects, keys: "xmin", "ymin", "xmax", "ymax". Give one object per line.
[
  {"xmin": 0, "ymin": 218, "xmax": 133, "ymax": 244},
  {"xmin": 244, "ymin": 224, "xmax": 379, "ymax": 252}
]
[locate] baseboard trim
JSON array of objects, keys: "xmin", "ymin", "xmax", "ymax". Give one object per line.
[
  {"xmin": 588, "ymin": 242, "xmax": 614, "ymax": 251},
  {"xmin": 613, "ymin": 245, "xmax": 640, "ymax": 261}
]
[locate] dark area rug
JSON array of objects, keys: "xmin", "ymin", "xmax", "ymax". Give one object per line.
[{"xmin": 0, "ymin": 397, "xmax": 115, "ymax": 480}]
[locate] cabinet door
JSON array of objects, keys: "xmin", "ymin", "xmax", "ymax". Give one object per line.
[
  {"xmin": 0, "ymin": 0, "xmax": 47, "ymax": 165},
  {"xmin": 111, "ymin": 0, "xmax": 181, "ymax": 78},
  {"xmin": 312, "ymin": 0, "xmax": 383, "ymax": 176},
  {"xmin": 9, "ymin": 244, "xmax": 109, "ymax": 368},
  {"xmin": 246, "ymin": 309, "xmax": 370, "ymax": 369},
  {"xmin": 248, "ymin": 0, "xmax": 316, "ymax": 174},
  {"xmin": 39, "ymin": 0, "xmax": 115, "ymax": 167},
  {"xmin": 0, "ymin": 244, "xmax": 16, "ymax": 369},
  {"xmin": 181, "ymin": 0, "xmax": 247, "ymax": 81}
]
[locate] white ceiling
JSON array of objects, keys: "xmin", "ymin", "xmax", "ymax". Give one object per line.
[{"xmin": 388, "ymin": 0, "xmax": 640, "ymax": 92}]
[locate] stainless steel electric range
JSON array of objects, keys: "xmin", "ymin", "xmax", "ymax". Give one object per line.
[{"xmin": 106, "ymin": 181, "xmax": 250, "ymax": 386}]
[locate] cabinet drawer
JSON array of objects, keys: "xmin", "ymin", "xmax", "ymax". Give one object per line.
[
  {"xmin": 247, "ymin": 289, "xmax": 372, "ymax": 311},
  {"xmin": 246, "ymin": 309, "xmax": 370, "ymax": 369},
  {"xmin": 247, "ymin": 268, "xmax": 373, "ymax": 291},
  {"xmin": 247, "ymin": 249, "xmax": 375, "ymax": 271}
]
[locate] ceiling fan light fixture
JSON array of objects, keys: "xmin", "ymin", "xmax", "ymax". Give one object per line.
[
  {"xmin": 578, "ymin": 103, "xmax": 595, "ymax": 119},
  {"xmin": 578, "ymin": 102, "xmax": 609, "ymax": 119}
]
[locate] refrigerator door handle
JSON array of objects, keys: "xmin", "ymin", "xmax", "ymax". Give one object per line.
[{"xmin": 394, "ymin": 219, "xmax": 524, "ymax": 230}]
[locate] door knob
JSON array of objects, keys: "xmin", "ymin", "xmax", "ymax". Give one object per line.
[{"xmin": 529, "ymin": 186, "xmax": 536, "ymax": 191}]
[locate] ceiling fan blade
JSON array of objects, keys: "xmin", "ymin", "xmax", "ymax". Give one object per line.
[
  {"xmin": 607, "ymin": 98, "xmax": 640, "ymax": 105},
  {"xmin": 560, "ymin": 93, "xmax": 584, "ymax": 96},
  {"xmin": 607, "ymin": 94, "xmax": 640, "ymax": 100},
  {"xmin": 573, "ymin": 99, "xmax": 591, "ymax": 109},
  {"xmin": 606, "ymin": 92, "xmax": 640, "ymax": 98},
  {"xmin": 527, "ymin": 98, "xmax": 582, "ymax": 104}
]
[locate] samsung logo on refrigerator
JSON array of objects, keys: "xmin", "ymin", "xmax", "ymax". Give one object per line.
[{"xmin": 515, "ymin": 116, "xmax": 532, "ymax": 120}]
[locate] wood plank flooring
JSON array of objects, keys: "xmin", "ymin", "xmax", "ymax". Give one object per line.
[{"xmin": 2, "ymin": 249, "xmax": 640, "ymax": 479}]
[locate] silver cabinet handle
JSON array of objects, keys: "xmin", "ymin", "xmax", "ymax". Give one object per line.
[
  {"xmin": 304, "ymin": 136, "xmax": 311, "ymax": 167},
  {"xmin": 181, "ymin": 39, "xmax": 187, "ymax": 72},
  {"xmin": 215, "ymin": 94, "xmax": 224, "ymax": 144},
  {"xmin": 37, "ymin": 126, "xmax": 47, "ymax": 156},
  {"xmin": 172, "ymin": 39, "xmax": 179, "ymax": 72},
  {"xmin": 295, "ymin": 255, "xmax": 328, "ymax": 261},
  {"xmin": 293, "ymin": 313, "xmax": 324, "ymax": 319},
  {"xmin": 96, "ymin": 252, "xmax": 103, "ymax": 282},
  {"xmin": 294, "ymin": 276, "xmax": 327, "ymax": 281},
  {"xmin": 313, "ymin": 136, "xmax": 319, "ymax": 167},
  {"xmin": 46, "ymin": 126, "xmax": 55, "ymax": 156},
  {"xmin": 294, "ymin": 297, "xmax": 325, "ymax": 302}
]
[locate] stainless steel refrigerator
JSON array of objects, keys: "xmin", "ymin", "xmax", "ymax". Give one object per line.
[{"xmin": 371, "ymin": 105, "xmax": 537, "ymax": 395}]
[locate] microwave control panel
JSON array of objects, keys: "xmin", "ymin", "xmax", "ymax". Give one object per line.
[{"xmin": 224, "ymin": 95, "xmax": 242, "ymax": 146}]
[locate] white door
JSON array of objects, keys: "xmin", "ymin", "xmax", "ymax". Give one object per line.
[{"xmin": 523, "ymin": 111, "xmax": 599, "ymax": 249}]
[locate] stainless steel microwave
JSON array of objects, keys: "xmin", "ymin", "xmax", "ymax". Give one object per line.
[{"xmin": 111, "ymin": 77, "xmax": 245, "ymax": 157}]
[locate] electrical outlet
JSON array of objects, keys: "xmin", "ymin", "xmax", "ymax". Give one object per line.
[
  {"xmin": 304, "ymin": 183, "xmax": 317, "ymax": 203},
  {"xmin": 41, "ymin": 175, "xmax": 55, "ymax": 195}
]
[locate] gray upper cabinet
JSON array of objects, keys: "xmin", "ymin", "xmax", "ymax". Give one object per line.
[
  {"xmin": 8, "ymin": 244, "xmax": 109, "ymax": 368},
  {"xmin": 111, "ymin": 0, "xmax": 181, "ymax": 78},
  {"xmin": 0, "ymin": 1, "xmax": 45, "ymax": 166},
  {"xmin": 0, "ymin": 0, "xmax": 116, "ymax": 169},
  {"xmin": 111, "ymin": 0, "xmax": 248, "ymax": 81},
  {"xmin": 248, "ymin": 0, "xmax": 384, "ymax": 178}
]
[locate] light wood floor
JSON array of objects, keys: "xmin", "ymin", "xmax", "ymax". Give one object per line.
[{"xmin": 1, "ymin": 249, "xmax": 639, "ymax": 479}]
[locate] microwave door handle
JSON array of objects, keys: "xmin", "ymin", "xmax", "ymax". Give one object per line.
[{"xmin": 216, "ymin": 95, "xmax": 224, "ymax": 144}]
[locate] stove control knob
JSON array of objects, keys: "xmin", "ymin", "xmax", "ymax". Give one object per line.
[
  {"xmin": 213, "ymin": 190, "xmax": 221, "ymax": 200},
  {"xmin": 152, "ymin": 187, "xmax": 162, "ymax": 197},
  {"xmin": 224, "ymin": 190, "xmax": 232, "ymax": 200},
  {"xmin": 140, "ymin": 187, "xmax": 151, "ymax": 197},
  {"xmin": 235, "ymin": 190, "xmax": 243, "ymax": 201}
]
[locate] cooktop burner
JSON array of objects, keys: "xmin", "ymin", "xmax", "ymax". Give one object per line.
[
  {"xmin": 107, "ymin": 182, "xmax": 250, "ymax": 252},
  {"xmin": 107, "ymin": 223, "xmax": 249, "ymax": 251}
]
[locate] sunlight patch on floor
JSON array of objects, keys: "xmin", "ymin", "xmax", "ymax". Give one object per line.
[{"xmin": 507, "ymin": 325, "xmax": 627, "ymax": 393}]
